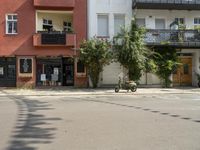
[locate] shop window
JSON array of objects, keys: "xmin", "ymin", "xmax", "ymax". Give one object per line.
[
  {"xmin": 0, "ymin": 66, "xmax": 4, "ymax": 78},
  {"xmin": 6, "ymin": 14, "xmax": 17, "ymax": 34},
  {"xmin": 19, "ymin": 58, "xmax": 33, "ymax": 77},
  {"xmin": 7, "ymin": 65, "xmax": 16, "ymax": 79},
  {"xmin": 77, "ymin": 61, "xmax": 85, "ymax": 74}
]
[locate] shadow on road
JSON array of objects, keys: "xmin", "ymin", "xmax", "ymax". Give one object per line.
[
  {"xmin": 79, "ymin": 96, "xmax": 200, "ymax": 124},
  {"xmin": 3, "ymin": 93, "xmax": 62, "ymax": 150}
]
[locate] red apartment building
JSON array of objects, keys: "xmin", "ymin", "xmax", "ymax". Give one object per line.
[{"xmin": 0, "ymin": 0, "xmax": 87, "ymax": 88}]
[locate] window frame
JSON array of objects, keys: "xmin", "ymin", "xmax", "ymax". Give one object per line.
[
  {"xmin": 6, "ymin": 14, "xmax": 18, "ymax": 35},
  {"xmin": 114, "ymin": 14, "xmax": 125, "ymax": 36},
  {"xmin": 97, "ymin": 14, "xmax": 109, "ymax": 37},
  {"xmin": 76, "ymin": 60, "xmax": 86, "ymax": 77},
  {"xmin": 194, "ymin": 17, "xmax": 200, "ymax": 29}
]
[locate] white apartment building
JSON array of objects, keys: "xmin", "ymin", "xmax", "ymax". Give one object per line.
[
  {"xmin": 134, "ymin": 0, "xmax": 200, "ymax": 87},
  {"xmin": 88, "ymin": 0, "xmax": 200, "ymax": 87},
  {"xmin": 87, "ymin": 0, "xmax": 132, "ymax": 86}
]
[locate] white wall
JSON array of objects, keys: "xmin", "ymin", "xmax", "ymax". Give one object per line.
[
  {"xmin": 88, "ymin": 0, "xmax": 133, "ymax": 86},
  {"xmin": 88, "ymin": 0, "xmax": 132, "ymax": 39},
  {"xmin": 36, "ymin": 12, "xmax": 73, "ymax": 31},
  {"xmin": 135, "ymin": 9, "xmax": 200, "ymax": 29}
]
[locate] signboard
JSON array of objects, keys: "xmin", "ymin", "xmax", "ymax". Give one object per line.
[
  {"xmin": 41, "ymin": 74, "xmax": 46, "ymax": 81},
  {"xmin": 51, "ymin": 74, "xmax": 58, "ymax": 81},
  {"xmin": 54, "ymin": 68, "xmax": 59, "ymax": 75},
  {"xmin": 20, "ymin": 58, "xmax": 32, "ymax": 74},
  {"xmin": 0, "ymin": 67, "xmax": 4, "ymax": 75}
]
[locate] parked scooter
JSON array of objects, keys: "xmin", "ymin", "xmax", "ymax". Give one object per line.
[
  {"xmin": 195, "ymin": 72, "xmax": 200, "ymax": 87},
  {"xmin": 115, "ymin": 76, "xmax": 137, "ymax": 93}
]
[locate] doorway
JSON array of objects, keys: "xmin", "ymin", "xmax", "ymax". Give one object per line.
[
  {"xmin": 62, "ymin": 58, "xmax": 74, "ymax": 86},
  {"xmin": 173, "ymin": 57, "xmax": 192, "ymax": 86},
  {"xmin": 0, "ymin": 57, "xmax": 16, "ymax": 87}
]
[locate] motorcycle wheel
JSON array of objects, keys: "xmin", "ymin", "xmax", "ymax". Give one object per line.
[
  {"xmin": 115, "ymin": 87, "xmax": 120, "ymax": 93},
  {"xmin": 131, "ymin": 86, "xmax": 137, "ymax": 92}
]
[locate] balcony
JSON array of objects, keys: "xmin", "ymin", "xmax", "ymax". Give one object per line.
[
  {"xmin": 144, "ymin": 29, "xmax": 200, "ymax": 48},
  {"xmin": 133, "ymin": 0, "xmax": 200, "ymax": 10},
  {"xmin": 34, "ymin": 0, "xmax": 75, "ymax": 9},
  {"xmin": 33, "ymin": 32, "xmax": 76, "ymax": 47}
]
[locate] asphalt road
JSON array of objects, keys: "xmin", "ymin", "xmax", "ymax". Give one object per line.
[{"xmin": 0, "ymin": 93, "xmax": 200, "ymax": 150}]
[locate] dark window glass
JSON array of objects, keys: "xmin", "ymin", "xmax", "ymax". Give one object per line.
[
  {"xmin": 8, "ymin": 65, "xmax": 16, "ymax": 79},
  {"xmin": 77, "ymin": 61, "xmax": 85, "ymax": 73},
  {"xmin": 0, "ymin": 66, "xmax": 4, "ymax": 78},
  {"xmin": 20, "ymin": 59, "xmax": 32, "ymax": 74},
  {"xmin": 183, "ymin": 64, "xmax": 189, "ymax": 75}
]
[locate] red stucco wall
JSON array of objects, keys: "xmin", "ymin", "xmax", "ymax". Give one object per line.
[
  {"xmin": 0, "ymin": 0, "xmax": 87, "ymax": 56},
  {"xmin": 0, "ymin": 0, "xmax": 87, "ymax": 87}
]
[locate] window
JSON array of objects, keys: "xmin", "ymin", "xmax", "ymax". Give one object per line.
[
  {"xmin": 43, "ymin": 19, "xmax": 53, "ymax": 31},
  {"xmin": 6, "ymin": 14, "xmax": 17, "ymax": 34},
  {"xmin": 183, "ymin": 64, "xmax": 189, "ymax": 75},
  {"xmin": 97, "ymin": 15, "xmax": 109, "ymax": 37},
  {"xmin": 175, "ymin": 18, "xmax": 185, "ymax": 24},
  {"xmin": 63, "ymin": 21, "xmax": 72, "ymax": 32},
  {"xmin": 0, "ymin": 66, "xmax": 4, "ymax": 78},
  {"xmin": 194, "ymin": 18, "xmax": 200, "ymax": 29},
  {"xmin": 114, "ymin": 14, "xmax": 125, "ymax": 35},
  {"xmin": 136, "ymin": 18, "xmax": 145, "ymax": 27},
  {"xmin": 77, "ymin": 61, "xmax": 85, "ymax": 74},
  {"xmin": 155, "ymin": 19, "xmax": 165, "ymax": 29}
]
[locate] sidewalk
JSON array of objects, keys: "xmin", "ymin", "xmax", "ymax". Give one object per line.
[{"xmin": 0, "ymin": 87, "xmax": 200, "ymax": 96}]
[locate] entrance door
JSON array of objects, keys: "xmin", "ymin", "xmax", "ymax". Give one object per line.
[
  {"xmin": 173, "ymin": 57, "xmax": 192, "ymax": 86},
  {"xmin": 63, "ymin": 64, "xmax": 74, "ymax": 86},
  {"xmin": 0, "ymin": 57, "xmax": 16, "ymax": 87}
]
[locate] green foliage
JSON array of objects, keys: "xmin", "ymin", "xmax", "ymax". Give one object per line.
[
  {"xmin": 153, "ymin": 47, "xmax": 179, "ymax": 88},
  {"xmin": 113, "ymin": 19, "xmax": 151, "ymax": 82},
  {"xmin": 79, "ymin": 38, "xmax": 112, "ymax": 88}
]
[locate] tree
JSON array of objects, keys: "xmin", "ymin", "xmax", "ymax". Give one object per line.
[
  {"xmin": 153, "ymin": 46, "xmax": 179, "ymax": 88},
  {"xmin": 113, "ymin": 19, "xmax": 151, "ymax": 82},
  {"xmin": 79, "ymin": 37, "xmax": 112, "ymax": 88}
]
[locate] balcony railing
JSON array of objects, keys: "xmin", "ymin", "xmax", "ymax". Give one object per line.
[
  {"xmin": 133, "ymin": 0, "xmax": 200, "ymax": 10},
  {"xmin": 144, "ymin": 29, "xmax": 200, "ymax": 47},
  {"xmin": 34, "ymin": 0, "xmax": 75, "ymax": 9},
  {"xmin": 33, "ymin": 32, "xmax": 76, "ymax": 47}
]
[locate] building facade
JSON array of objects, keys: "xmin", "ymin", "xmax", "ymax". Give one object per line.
[
  {"xmin": 0, "ymin": 0, "xmax": 87, "ymax": 88},
  {"xmin": 88, "ymin": 0, "xmax": 132, "ymax": 86},
  {"xmin": 134, "ymin": 0, "xmax": 200, "ymax": 87}
]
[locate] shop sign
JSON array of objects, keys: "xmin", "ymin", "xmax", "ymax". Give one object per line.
[
  {"xmin": 41, "ymin": 74, "xmax": 46, "ymax": 81},
  {"xmin": 0, "ymin": 67, "xmax": 4, "ymax": 75},
  {"xmin": 20, "ymin": 58, "xmax": 32, "ymax": 74},
  {"xmin": 51, "ymin": 74, "xmax": 58, "ymax": 81},
  {"xmin": 54, "ymin": 68, "xmax": 59, "ymax": 75}
]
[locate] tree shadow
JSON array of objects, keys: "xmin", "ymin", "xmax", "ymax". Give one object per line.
[{"xmin": 4, "ymin": 94, "xmax": 62, "ymax": 150}]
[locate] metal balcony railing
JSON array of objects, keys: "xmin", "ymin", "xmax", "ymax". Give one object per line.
[
  {"xmin": 144, "ymin": 29, "xmax": 200, "ymax": 47},
  {"xmin": 33, "ymin": 31, "xmax": 76, "ymax": 47},
  {"xmin": 133, "ymin": 0, "xmax": 200, "ymax": 10}
]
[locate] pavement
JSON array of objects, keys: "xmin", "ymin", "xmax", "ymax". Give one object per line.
[
  {"xmin": 0, "ymin": 92, "xmax": 200, "ymax": 150},
  {"xmin": 0, "ymin": 87, "xmax": 200, "ymax": 96}
]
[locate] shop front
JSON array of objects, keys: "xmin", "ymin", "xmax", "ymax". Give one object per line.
[
  {"xmin": 0, "ymin": 57, "xmax": 16, "ymax": 87},
  {"xmin": 36, "ymin": 57, "xmax": 74, "ymax": 86}
]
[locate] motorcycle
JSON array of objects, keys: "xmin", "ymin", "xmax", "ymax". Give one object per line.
[{"xmin": 115, "ymin": 76, "xmax": 137, "ymax": 93}]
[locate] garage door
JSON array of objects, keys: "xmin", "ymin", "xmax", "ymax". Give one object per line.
[
  {"xmin": 102, "ymin": 62, "xmax": 123, "ymax": 85},
  {"xmin": 0, "ymin": 57, "xmax": 16, "ymax": 87}
]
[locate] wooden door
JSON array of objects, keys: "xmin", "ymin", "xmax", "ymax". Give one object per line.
[{"xmin": 173, "ymin": 57, "xmax": 192, "ymax": 86}]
